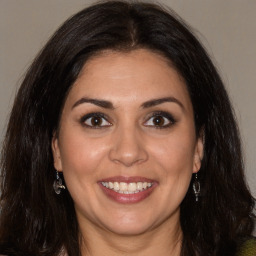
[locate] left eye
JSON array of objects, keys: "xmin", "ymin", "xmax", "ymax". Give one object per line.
[{"xmin": 144, "ymin": 114, "xmax": 174, "ymax": 128}]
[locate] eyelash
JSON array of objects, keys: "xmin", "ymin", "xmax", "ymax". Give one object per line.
[
  {"xmin": 80, "ymin": 112, "xmax": 111, "ymax": 129},
  {"xmin": 80, "ymin": 111, "xmax": 176, "ymax": 129},
  {"xmin": 144, "ymin": 111, "xmax": 176, "ymax": 129}
]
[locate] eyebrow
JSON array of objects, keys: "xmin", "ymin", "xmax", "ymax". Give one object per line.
[
  {"xmin": 72, "ymin": 96, "xmax": 184, "ymax": 110},
  {"xmin": 141, "ymin": 97, "xmax": 184, "ymax": 109},
  {"xmin": 72, "ymin": 98, "xmax": 114, "ymax": 109}
]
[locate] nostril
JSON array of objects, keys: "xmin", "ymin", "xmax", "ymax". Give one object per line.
[
  {"xmin": 108, "ymin": 128, "xmax": 148, "ymax": 166},
  {"xmin": 108, "ymin": 144, "xmax": 148, "ymax": 166}
]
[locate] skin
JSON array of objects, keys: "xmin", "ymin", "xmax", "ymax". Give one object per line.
[{"xmin": 52, "ymin": 49, "xmax": 203, "ymax": 256}]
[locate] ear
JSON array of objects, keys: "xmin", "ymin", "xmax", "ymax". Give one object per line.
[
  {"xmin": 51, "ymin": 133, "xmax": 63, "ymax": 172},
  {"xmin": 193, "ymin": 131, "xmax": 204, "ymax": 173}
]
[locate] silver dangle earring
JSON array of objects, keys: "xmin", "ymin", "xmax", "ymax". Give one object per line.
[
  {"xmin": 53, "ymin": 171, "xmax": 66, "ymax": 194},
  {"xmin": 193, "ymin": 173, "xmax": 200, "ymax": 202}
]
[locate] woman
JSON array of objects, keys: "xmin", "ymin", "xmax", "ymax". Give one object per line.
[{"xmin": 0, "ymin": 1, "xmax": 255, "ymax": 255}]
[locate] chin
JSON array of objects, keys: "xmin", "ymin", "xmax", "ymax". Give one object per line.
[
  {"xmin": 100, "ymin": 214, "xmax": 157, "ymax": 236},
  {"xmin": 107, "ymin": 223, "xmax": 152, "ymax": 236}
]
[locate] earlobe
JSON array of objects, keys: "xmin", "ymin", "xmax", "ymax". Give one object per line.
[
  {"xmin": 51, "ymin": 134, "xmax": 63, "ymax": 172},
  {"xmin": 193, "ymin": 132, "xmax": 204, "ymax": 173}
]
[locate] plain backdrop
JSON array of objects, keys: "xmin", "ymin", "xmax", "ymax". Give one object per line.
[{"xmin": 0, "ymin": 0, "xmax": 255, "ymax": 201}]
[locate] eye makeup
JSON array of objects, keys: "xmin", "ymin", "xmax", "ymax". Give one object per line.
[
  {"xmin": 79, "ymin": 110, "xmax": 177, "ymax": 130},
  {"xmin": 143, "ymin": 111, "xmax": 177, "ymax": 129},
  {"xmin": 80, "ymin": 112, "xmax": 112, "ymax": 129}
]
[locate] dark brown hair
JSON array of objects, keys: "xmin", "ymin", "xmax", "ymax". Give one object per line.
[{"xmin": 0, "ymin": 1, "xmax": 255, "ymax": 255}]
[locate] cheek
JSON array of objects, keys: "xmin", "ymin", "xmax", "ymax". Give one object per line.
[
  {"xmin": 149, "ymin": 130, "xmax": 195, "ymax": 196},
  {"xmin": 150, "ymin": 131, "xmax": 196, "ymax": 171},
  {"xmin": 58, "ymin": 133, "xmax": 111, "ymax": 210},
  {"xmin": 58, "ymin": 130, "xmax": 109, "ymax": 181}
]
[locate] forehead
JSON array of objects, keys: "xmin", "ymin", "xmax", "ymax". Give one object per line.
[{"xmin": 66, "ymin": 49, "xmax": 192, "ymax": 110}]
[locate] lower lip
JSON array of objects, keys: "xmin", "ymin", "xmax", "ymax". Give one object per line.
[{"xmin": 99, "ymin": 183, "xmax": 157, "ymax": 204}]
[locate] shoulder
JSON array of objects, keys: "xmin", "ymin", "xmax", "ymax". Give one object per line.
[{"xmin": 236, "ymin": 237, "xmax": 256, "ymax": 256}]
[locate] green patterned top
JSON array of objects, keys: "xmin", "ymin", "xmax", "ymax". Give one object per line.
[{"xmin": 236, "ymin": 238, "xmax": 256, "ymax": 256}]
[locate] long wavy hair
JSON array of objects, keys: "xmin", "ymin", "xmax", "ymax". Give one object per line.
[{"xmin": 0, "ymin": 1, "xmax": 255, "ymax": 255}]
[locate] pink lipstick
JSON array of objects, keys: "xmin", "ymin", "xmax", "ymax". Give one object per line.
[{"xmin": 98, "ymin": 176, "xmax": 157, "ymax": 204}]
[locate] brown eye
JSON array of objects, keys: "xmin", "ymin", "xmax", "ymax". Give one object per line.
[
  {"xmin": 90, "ymin": 116, "xmax": 103, "ymax": 126},
  {"xmin": 152, "ymin": 116, "xmax": 165, "ymax": 126},
  {"xmin": 81, "ymin": 113, "xmax": 112, "ymax": 128},
  {"xmin": 144, "ymin": 112, "xmax": 176, "ymax": 129}
]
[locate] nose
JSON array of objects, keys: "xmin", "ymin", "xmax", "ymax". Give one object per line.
[{"xmin": 108, "ymin": 126, "xmax": 148, "ymax": 167}]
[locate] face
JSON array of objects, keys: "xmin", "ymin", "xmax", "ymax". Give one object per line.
[{"xmin": 52, "ymin": 49, "xmax": 203, "ymax": 236}]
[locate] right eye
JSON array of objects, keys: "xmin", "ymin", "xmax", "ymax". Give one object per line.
[{"xmin": 81, "ymin": 113, "xmax": 112, "ymax": 128}]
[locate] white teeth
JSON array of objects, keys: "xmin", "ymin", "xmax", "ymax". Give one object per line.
[
  {"xmin": 113, "ymin": 182, "xmax": 119, "ymax": 191},
  {"xmin": 128, "ymin": 182, "xmax": 137, "ymax": 192},
  {"xmin": 109, "ymin": 182, "xmax": 114, "ymax": 189},
  {"xmin": 137, "ymin": 182, "xmax": 143, "ymax": 191},
  {"xmin": 101, "ymin": 181, "xmax": 153, "ymax": 194},
  {"xmin": 120, "ymin": 182, "xmax": 128, "ymax": 191}
]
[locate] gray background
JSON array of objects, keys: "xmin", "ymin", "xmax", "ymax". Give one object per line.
[{"xmin": 1, "ymin": 0, "xmax": 256, "ymax": 201}]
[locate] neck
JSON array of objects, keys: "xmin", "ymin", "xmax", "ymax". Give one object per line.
[{"xmin": 79, "ymin": 213, "xmax": 183, "ymax": 256}]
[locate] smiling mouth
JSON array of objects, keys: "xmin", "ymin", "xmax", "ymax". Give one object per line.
[
  {"xmin": 99, "ymin": 177, "xmax": 157, "ymax": 204},
  {"xmin": 101, "ymin": 181, "xmax": 153, "ymax": 194}
]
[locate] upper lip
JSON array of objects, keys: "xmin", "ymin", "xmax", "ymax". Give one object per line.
[{"xmin": 98, "ymin": 176, "xmax": 156, "ymax": 183}]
